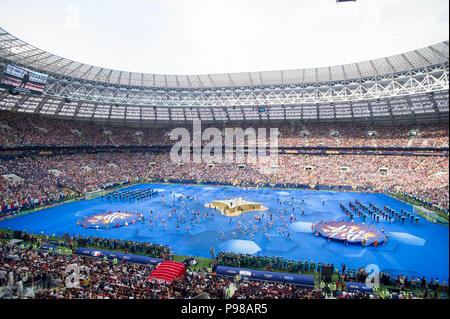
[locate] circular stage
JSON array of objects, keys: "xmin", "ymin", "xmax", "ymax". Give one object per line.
[
  {"xmin": 315, "ymin": 220, "xmax": 386, "ymax": 246},
  {"xmin": 79, "ymin": 211, "xmax": 141, "ymax": 229}
]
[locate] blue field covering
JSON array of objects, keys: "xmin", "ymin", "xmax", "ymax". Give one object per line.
[{"xmin": 0, "ymin": 183, "xmax": 448, "ymax": 280}]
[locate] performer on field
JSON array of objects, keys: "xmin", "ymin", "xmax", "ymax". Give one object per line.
[{"xmin": 19, "ymin": 72, "xmax": 30, "ymax": 88}]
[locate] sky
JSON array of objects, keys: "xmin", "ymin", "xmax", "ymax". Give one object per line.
[{"xmin": 0, "ymin": 0, "xmax": 448, "ymax": 75}]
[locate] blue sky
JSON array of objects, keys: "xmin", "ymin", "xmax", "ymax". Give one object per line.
[{"xmin": 0, "ymin": 0, "xmax": 448, "ymax": 74}]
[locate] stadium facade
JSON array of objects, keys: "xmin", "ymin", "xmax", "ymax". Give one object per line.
[{"xmin": 0, "ymin": 27, "xmax": 448, "ymax": 125}]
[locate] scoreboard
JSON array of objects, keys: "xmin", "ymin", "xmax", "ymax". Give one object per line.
[{"xmin": 0, "ymin": 64, "xmax": 48, "ymax": 95}]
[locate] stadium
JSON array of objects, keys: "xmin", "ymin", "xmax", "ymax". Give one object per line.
[{"xmin": 0, "ymin": 0, "xmax": 448, "ymax": 302}]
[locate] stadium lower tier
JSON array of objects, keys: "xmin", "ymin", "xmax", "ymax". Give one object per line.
[
  {"xmin": 1, "ymin": 152, "xmax": 448, "ymax": 214},
  {"xmin": 1, "ymin": 239, "xmax": 412, "ymax": 299}
]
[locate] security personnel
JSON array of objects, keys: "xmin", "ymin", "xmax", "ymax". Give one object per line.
[
  {"xmin": 113, "ymin": 257, "xmax": 118, "ymax": 265},
  {"xmin": 377, "ymin": 288, "xmax": 382, "ymax": 298},
  {"xmin": 372, "ymin": 286, "xmax": 378, "ymax": 295},
  {"xmin": 320, "ymin": 280, "xmax": 326, "ymax": 291},
  {"xmin": 103, "ymin": 255, "xmax": 108, "ymax": 262},
  {"xmin": 226, "ymin": 287, "xmax": 232, "ymax": 298},
  {"xmin": 324, "ymin": 282, "xmax": 331, "ymax": 297},
  {"xmin": 328, "ymin": 282, "xmax": 335, "ymax": 297}
]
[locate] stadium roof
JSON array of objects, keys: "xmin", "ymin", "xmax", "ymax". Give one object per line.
[
  {"xmin": 0, "ymin": 27, "xmax": 448, "ymax": 124},
  {"xmin": 0, "ymin": 27, "xmax": 448, "ymax": 88}
]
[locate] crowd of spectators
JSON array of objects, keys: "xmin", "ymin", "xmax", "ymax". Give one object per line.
[
  {"xmin": 0, "ymin": 111, "xmax": 448, "ymax": 299},
  {"xmin": 215, "ymin": 251, "xmax": 448, "ymax": 293},
  {"xmin": 0, "ymin": 111, "xmax": 170, "ymax": 147},
  {"xmin": 63, "ymin": 234, "xmax": 173, "ymax": 259},
  {"xmin": 216, "ymin": 251, "xmax": 332, "ymax": 274},
  {"xmin": 0, "ymin": 240, "xmax": 447, "ymax": 299},
  {"xmin": 0, "ymin": 240, "xmax": 323, "ymax": 299},
  {"xmin": 229, "ymin": 281, "xmax": 324, "ymax": 299},
  {"xmin": 1, "ymin": 110, "xmax": 448, "ymax": 211},
  {"xmin": 1, "ymin": 111, "xmax": 448, "ymax": 148},
  {"xmin": 0, "ymin": 151, "xmax": 448, "ymax": 215}
]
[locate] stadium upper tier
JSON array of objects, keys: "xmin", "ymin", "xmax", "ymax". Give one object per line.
[
  {"xmin": 1, "ymin": 110, "xmax": 448, "ymax": 148},
  {"xmin": 0, "ymin": 27, "xmax": 448, "ymax": 122}
]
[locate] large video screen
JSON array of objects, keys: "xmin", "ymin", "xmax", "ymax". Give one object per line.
[{"xmin": 0, "ymin": 64, "xmax": 48, "ymax": 95}]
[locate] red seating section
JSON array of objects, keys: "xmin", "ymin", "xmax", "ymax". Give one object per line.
[{"xmin": 148, "ymin": 261, "xmax": 186, "ymax": 283}]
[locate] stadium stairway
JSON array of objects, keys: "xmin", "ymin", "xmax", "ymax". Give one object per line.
[
  {"xmin": 371, "ymin": 136, "xmax": 378, "ymax": 147},
  {"xmin": 414, "ymin": 159, "xmax": 427, "ymax": 171},
  {"xmin": 148, "ymin": 261, "xmax": 186, "ymax": 283},
  {"xmin": 335, "ymin": 136, "xmax": 340, "ymax": 146},
  {"xmin": 10, "ymin": 130, "xmax": 21, "ymax": 145},
  {"xmin": 108, "ymin": 135, "xmax": 119, "ymax": 147},
  {"xmin": 347, "ymin": 175, "xmax": 356, "ymax": 190}
]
